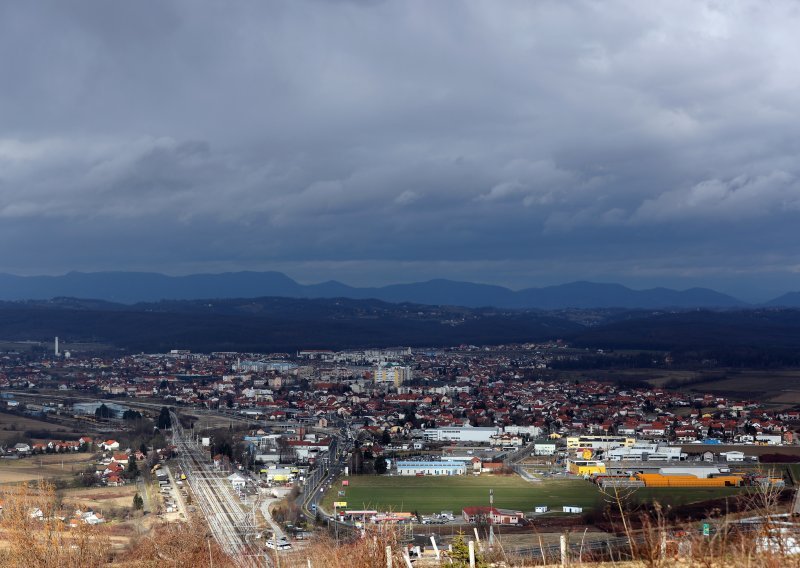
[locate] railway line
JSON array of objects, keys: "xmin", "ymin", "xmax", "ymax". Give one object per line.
[{"xmin": 171, "ymin": 411, "xmax": 271, "ymax": 568}]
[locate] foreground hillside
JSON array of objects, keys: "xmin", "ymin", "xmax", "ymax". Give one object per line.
[{"xmin": 4, "ymin": 479, "xmax": 800, "ymax": 567}]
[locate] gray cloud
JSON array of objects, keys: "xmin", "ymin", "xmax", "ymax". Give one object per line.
[{"xmin": 1, "ymin": 0, "xmax": 800, "ymax": 299}]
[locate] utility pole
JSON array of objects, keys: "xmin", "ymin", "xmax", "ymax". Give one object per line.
[{"xmin": 488, "ymin": 488, "xmax": 495, "ymax": 546}]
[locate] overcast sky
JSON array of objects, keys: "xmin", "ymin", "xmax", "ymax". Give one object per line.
[{"xmin": 2, "ymin": 1, "xmax": 800, "ymax": 300}]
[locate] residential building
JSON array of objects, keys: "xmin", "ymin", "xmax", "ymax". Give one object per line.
[{"xmin": 373, "ymin": 363, "xmax": 412, "ymax": 387}]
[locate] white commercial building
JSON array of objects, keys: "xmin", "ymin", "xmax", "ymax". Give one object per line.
[
  {"xmin": 607, "ymin": 443, "xmax": 686, "ymax": 462},
  {"xmin": 755, "ymin": 434, "xmax": 783, "ymax": 446},
  {"xmin": 533, "ymin": 443, "xmax": 557, "ymax": 456},
  {"xmin": 659, "ymin": 466, "xmax": 730, "ymax": 478},
  {"xmin": 720, "ymin": 451, "xmax": 745, "ymax": 462},
  {"xmin": 396, "ymin": 461, "xmax": 467, "ymax": 476},
  {"xmin": 504, "ymin": 425, "xmax": 542, "ymax": 437},
  {"xmin": 422, "ymin": 426, "xmax": 501, "ymax": 443}
]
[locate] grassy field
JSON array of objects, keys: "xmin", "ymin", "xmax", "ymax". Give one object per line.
[
  {"xmin": 61, "ymin": 485, "xmax": 138, "ymax": 510},
  {"xmin": 0, "ymin": 411, "xmax": 82, "ymax": 442},
  {"xmin": 572, "ymin": 368, "xmax": 800, "ymax": 408},
  {"xmin": 320, "ymin": 475, "xmax": 747, "ymax": 515},
  {"xmin": 782, "ymin": 464, "xmax": 800, "ymax": 482},
  {"xmin": 0, "ymin": 452, "xmax": 95, "ymax": 484},
  {"xmin": 671, "ymin": 369, "xmax": 800, "ymax": 407}
]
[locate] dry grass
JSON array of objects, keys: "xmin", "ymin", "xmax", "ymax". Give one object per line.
[
  {"xmin": 0, "ymin": 481, "xmax": 111, "ymax": 568},
  {"xmin": 6, "ymin": 481, "xmax": 800, "ymax": 567},
  {"xmin": 278, "ymin": 526, "xmax": 409, "ymax": 568},
  {"xmin": 0, "ymin": 452, "xmax": 96, "ymax": 483},
  {"xmin": 61, "ymin": 485, "xmax": 139, "ymax": 510},
  {"xmin": 0, "ymin": 412, "xmax": 82, "ymax": 442},
  {"xmin": 117, "ymin": 520, "xmax": 236, "ymax": 568}
]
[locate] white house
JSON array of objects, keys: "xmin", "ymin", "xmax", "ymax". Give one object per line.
[
  {"xmin": 490, "ymin": 433, "xmax": 524, "ymax": 448},
  {"xmin": 227, "ymin": 473, "xmax": 247, "ymax": 491}
]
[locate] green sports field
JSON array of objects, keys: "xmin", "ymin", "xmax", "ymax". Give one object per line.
[
  {"xmin": 321, "ymin": 475, "xmax": 750, "ymax": 515},
  {"xmin": 323, "ymin": 475, "xmax": 752, "ymax": 515}
]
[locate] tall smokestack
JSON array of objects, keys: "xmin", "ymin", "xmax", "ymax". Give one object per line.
[{"xmin": 55, "ymin": 336, "xmax": 59, "ymax": 356}]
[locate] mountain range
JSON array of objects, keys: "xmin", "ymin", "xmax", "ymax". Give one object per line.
[{"xmin": 0, "ymin": 270, "xmax": 797, "ymax": 309}]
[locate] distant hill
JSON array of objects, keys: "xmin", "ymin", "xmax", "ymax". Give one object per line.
[
  {"xmin": 765, "ymin": 292, "xmax": 800, "ymax": 307},
  {"xmin": 2, "ymin": 298, "xmax": 800, "ymax": 364},
  {"xmin": 0, "ymin": 296, "xmax": 581, "ymax": 353},
  {"xmin": 0, "ymin": 271, "xmax": 304, "ymax": 304},
  {"xmin": 513, "ymin": 281, "xmax": 744, "ymax": 309},
  {"xmin": 0, "ymin": 271, "xmax": 749, "ymax": 309},
  {"xmin": 568, "ymin": 309, "xmax": 800, "ymax": 349}
]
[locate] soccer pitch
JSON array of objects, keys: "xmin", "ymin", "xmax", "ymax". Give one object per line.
[
  {"xmin": 321, "ymin": 475, "xmax": 600, "ymax": 514},
  {"xmin": 320, "ymin": 475, "xmax": 750, "ymax": 515}
]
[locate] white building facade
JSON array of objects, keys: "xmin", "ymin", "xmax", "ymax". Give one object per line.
[
  {"xmin": 396, "ymin": 461, "xmax": 466, "ymax": 476},
  {"xmin": 422, "ymin": 426, "xmax": 501, "ymax": 443}
]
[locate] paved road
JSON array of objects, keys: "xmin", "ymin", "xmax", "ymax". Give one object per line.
[
  {"xmin": 258, "ymin": 497, "xmax": 286, "ymax": 540},
  {"xmin": 136, "ymin": 476, "xmax": 154, "ymax": 514},
  {"xmin": 164, "ymin": 464, "xmax": 189, "ymax": 520},
  {"xmin": 505, "ymin": 442, "xmax": 543, "ymax": 483},
  {"xmin": 513, "ymin": 463, "xmax": 543, "ymax": 483},
  {"xmin": 792, "ymin": 486, "xmax": 800, "ymax": 515}
]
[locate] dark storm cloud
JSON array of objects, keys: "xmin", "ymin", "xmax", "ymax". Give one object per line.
[{"xmin": 1, "ymin": 0, "xmax": 800, "ymax": 298}]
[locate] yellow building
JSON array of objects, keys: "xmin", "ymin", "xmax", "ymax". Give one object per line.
[{"xmin": 567, "ymin": 459, "xmax": 606, "ymax": 476}]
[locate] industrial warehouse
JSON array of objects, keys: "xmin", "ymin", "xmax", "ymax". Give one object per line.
[{"xmin": 559, "ymin": 436, "xmax": 785, "ymax": 489}]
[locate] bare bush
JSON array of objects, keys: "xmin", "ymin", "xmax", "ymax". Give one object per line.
[
  {"xmin": 119, "ymin": 519, "xmax": 236, "ymax": 568},
  {"xmin": 0, "ymin": 481, "xmax": 111, "ymax": 568}
]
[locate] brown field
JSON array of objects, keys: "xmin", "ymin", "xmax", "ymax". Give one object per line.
[
  {"xmin": 61, "ymin": 485, "xmax": 139, "ymax": 510},
  {"xmin": 581, "ymin": 368, "xmax": 800, "ymax": 408},
  {"xmin": 678, "ymin": 369, "xmax": 800, "ymax": 407},
  {"xmin": 680, "ymin": 444, "xmax": 800, "ymax": 458},
  {"xmin": 626, "ymin": 369, "xmax": 708, "ymax": 386},
  {"xmin": 0, "ymin": 340, "xmax": 44, "ymax": 352},
  {"xmin": 0, "ymin": 339, "xmax": 119, "ymax": 354},
  {"xmin": 568, "ymin": 369, "xmax": 717, "ymax": 387},
  {"xmin": 0, "ymin": 452, "xmax": 96, "ymax": 483},
  {"xmin": 0, "ymin": 411, "xmax": 82, "ymax": 441}
]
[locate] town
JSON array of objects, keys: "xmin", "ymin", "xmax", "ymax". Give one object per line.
[
  {"xmin": 2, "ymin": 341, "xmax": 796, "ymax": 452},
  {"xmin": 1, "ymin": 339, "xmax": 799, "ymax": 565}
]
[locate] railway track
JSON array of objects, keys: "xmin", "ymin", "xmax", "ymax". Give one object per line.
[{"xmin": 171, "ymin": 412, "xmax": 271, "ymax": 568}]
